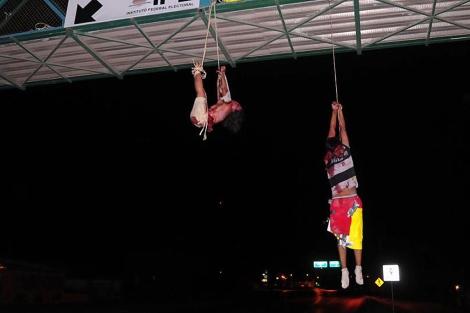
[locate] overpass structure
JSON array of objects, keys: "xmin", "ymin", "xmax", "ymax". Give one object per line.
[{"xmin": 0, "ymin": 0, "xmax": 469, "ymax": 90}]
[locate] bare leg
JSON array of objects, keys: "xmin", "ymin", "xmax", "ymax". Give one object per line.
[
  {"xmin": 217, "ymin": 66, "xmax": 229, "ymax": 99},
  {"xmin": 354, "ymin": 249, "xmax": 363, "ymax": 285},
  {"xmin": 354, "ymin": 249, "xmax": 362, "ymax": 267},
  {"xmin": 338, "ymin": 245, "xmax": 347, "ymax": 269},
  {"xmin": 338, "ymin": 245, "xmax": 349, "ymax": 289},
  {"xmin": 194, "ymin": 72, "xmax": 205, "ymax": 98}
]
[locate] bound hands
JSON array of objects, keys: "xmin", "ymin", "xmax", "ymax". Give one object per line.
[{"xmin": 332, "ymin": 101, "xmax": 342, "ymax": 111}]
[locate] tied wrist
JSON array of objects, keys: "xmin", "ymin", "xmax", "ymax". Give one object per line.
[{"xmin": 192, "ymin": 64, "xmax": 207, "ymax": 79}]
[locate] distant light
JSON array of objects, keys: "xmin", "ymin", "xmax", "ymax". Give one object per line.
[
  {"xmin": 219, "ymin": 270, "xmax": 223, "ymax": 274},
  {"xmin": 289, "ymin": 273, "xmax": 293, "ymax": 277},
  {"xmin": 313, "ymin": 261, "xmax": 328, "ymax": 269},
  {"xmin": 316, "ymin": 276, "xmax": 319, "ymax": 279},
  {"xmin": 281, "ymin": 275, "xmax": 287, "ymax": 280},
  {"xmin": 276, "ymin": 276, "xmax": 279, "ymax": 280},
  {"xmin": 0, "ymin": 264, "xmax": 5, "ymax": 271},
  {"xmin": 455, "ymin": 285, "xmax": 460, "ymax": 291},
  {"xmin": 306, "ymin": 274, "xmax": 309, "ymax": 277}
]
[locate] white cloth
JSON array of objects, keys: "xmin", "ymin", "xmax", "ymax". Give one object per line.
[{"xmin": 190, "ymin": 96, "xmax": 209, "ymax": 140}]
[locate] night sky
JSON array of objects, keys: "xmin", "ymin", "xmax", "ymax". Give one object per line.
[{"xmin": 2, "ymin": 40, "xmax": 470, "ymax": 290}]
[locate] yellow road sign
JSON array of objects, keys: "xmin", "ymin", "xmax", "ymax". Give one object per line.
[{"xmin": 375, "ymin": 277, "xmax": 384, "ymax": 287}]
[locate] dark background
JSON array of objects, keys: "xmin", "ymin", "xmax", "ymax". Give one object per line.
[{"xmin": 2, "ymin": 40, "xmax": 469, "ymax": 298}]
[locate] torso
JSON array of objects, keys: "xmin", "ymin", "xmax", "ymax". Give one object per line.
[
  {"xmin": 208, "ymin": 102, "xmax": 232, "ymax": 124},
  {"xmin": 325, "ymin": 143, "xmax": 358, "ymax": 197},
  {"xmin": 208, "ymin": 101, "xmax": 242, "ymax": 124},
  {"xmin": 334, "ymin": 187, "xmax": 357, "ymax": 197}
]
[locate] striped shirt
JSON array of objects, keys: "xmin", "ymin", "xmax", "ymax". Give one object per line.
[{"xmin": 325, "ymin": 144, "xmax": 358, "ymax": 197}]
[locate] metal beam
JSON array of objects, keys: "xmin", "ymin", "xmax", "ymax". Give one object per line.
[
  {"xmin": 292, "ymin": 30, "xmax": 354, "ymax": 48},
  {"xmin": 123, "ymin": 49, "xmax": 155, "ymax": 72},
  {"xmin": 75, "ymin": 31, "xmax": 153, "ymax": 50},
  {"xmin": 364, "ymin": 16, "xmax": 430, "ymax": 47},
  {"xmin": 0, "ymin": 71, "xmax": 24, "ymax": 90},
  {"xmin": 436, "ymin": 0, "xmax": 470, "ymax": 15},
  {"xmin": 217, "ymin": 15, "xmax": 354, "ymax": 50},
  {"xmin": 24, "ymin": 35, "xmax": 71, "ymax": 84},
  {"xmin": 286, "ymin": 0, "xmax": 348, "ymax": 33},
  {"xmin": 376, "ymin": 0, "xmax": 470, "ymax": 31},
  {"xmin": 159, "ymin": 47, "xmax": 218, "ymax": 61},
  {"xmin": 155, "ymin": 14, "xmax": 199, "ymax": 49},
  {"xmin": 275, "ymin": 0, "xmax": 296, "ymax": 59},
  {"xmin": 426, "ymin": 0, "xmax": 438, "ymax": 45},
  {"xmin": 130, "ymin": 19, "xmax": 177, "ymax": 72},
  {"xmin": 10, "ymin": 36, "xmax": 71, "ymax": 84},
  {"xmin": 433, "ymin": 15, "xmax": 470, "ymax": 32},
  {"xmin": 2, "ymin": 0, "xmax": 465, "ymax": 46},
  {"xmin": 0, "ymin": 54, "xmax": 45, "ymax": 63},
  {"xmin": 45, "ymin": 62, "xmax": 110, "ymax": 75},
  {"xmin": 0, "ymin": 53, "xmax": 112, "ymax": 75},
  {"xmin": 3, "ymin": 32, "xmax": 470, "ymax": 91},
  {"xmin": 199, "ymin": 8, "xmax": 235, "ymax": 67},
  {"xmin": 42, "ymin": 0, "xmax": 65, "ymax": 22},
  {"xmin": 238, "ymin": 0, "xmax": 349, "ymax": 60},
  {"xmin": 74, "ymin": 30, "xmax": 218, "ymax": 62},
  {"xmin": 353, "ymin": 0, "xmax": 362, "ymax": 54},
  {"xmin": 68, "ymin": 30, "xmax": 123, "ymax": 79}
]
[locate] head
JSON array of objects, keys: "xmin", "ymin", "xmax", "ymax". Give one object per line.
[
  {"xmin": 222, "ymin": 106, "xmax": 245, "ymax": 134},
  {"xmin": 326, "ymin": 136, "xmax": 341, "ymax": 151}
]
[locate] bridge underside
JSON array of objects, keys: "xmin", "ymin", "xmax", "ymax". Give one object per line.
[{"xmin": 0, "ymin": 0, "xmax": 469, "ymax": 89}]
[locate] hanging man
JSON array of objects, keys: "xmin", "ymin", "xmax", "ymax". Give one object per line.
[{"xmin": 324, "ymin": 101, "xmax": 364, "ymax": 289}]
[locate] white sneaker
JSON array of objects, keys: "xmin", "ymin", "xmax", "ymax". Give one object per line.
[
  {"xmin": 341, "ymin": 268, "xmax": 349, "ymax": 289},
  {"xmin": 355, "ymin": 266, "xmax": 364, "ymax": 285}
]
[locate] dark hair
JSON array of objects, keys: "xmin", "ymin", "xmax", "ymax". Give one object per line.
[
  {"xmin": 326, "ymin": 136, "xmax": 340, "ymax": 150},
  {"xmin": 222, "ymin": 109, "xmax": 245, "ymax": 134}
]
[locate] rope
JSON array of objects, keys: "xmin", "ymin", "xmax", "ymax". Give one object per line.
[
  {"xmin": 214, "ymin": 1, "xmax": 220, "ymax": 70},
  {"xmin": 194, "ymin": 0, "xmax": 221, "ymax": 79},
  {"xmin": 199, "ymin": 120, "xmax": 208, "ymax": 141},
  {"xmin": 328, "ymin": 0, "xmax": 339, "ymax": 103},
  {"xmin": 201, "ymin": 1, "xmax": 216, "ymax": 67},
  {"xmin": 214, "ymin": 0, "xmax": 223, "ymax": 101}
]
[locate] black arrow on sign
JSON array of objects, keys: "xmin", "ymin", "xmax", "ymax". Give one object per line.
[{"xmin": 74, "ymin": 0, "xmax": 103, "ymax": 24}]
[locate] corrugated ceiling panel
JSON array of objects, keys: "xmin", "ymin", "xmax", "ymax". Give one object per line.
[
  {"xmin": 1, "ymin": 0, "xmax": 469, "ymax": 89},
  {"xmin": 29, "ymin": 65, "xmax": 62, "ymax": 82},
  {"xmin": 49, "ymin": 66, "xmax": 103, "ymax": 79},
  {"xmin": 0, "ymin": 78, "xmax": 9, "ymax": 87},
  {"xmin": 47, "ymin": 37, "xmax": 109, "ymax": 74},
  {"xmin": 16, "ymin": 36, "xmax": 69, "ymax": 60}
]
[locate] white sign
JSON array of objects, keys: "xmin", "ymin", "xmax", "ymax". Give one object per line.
[
  {"xmin": 65, "ymin": 0, "xmax": 200, "ymax": 27},
  {"xmin": 383, "ymin": 265, "xmax": 400, "ymax": 282}
]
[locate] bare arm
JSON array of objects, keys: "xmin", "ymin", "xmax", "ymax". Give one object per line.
[
  {"xmin": 328, "ymin": 102, "xmax": 339, "ymax": 138},
  {"xmin": 217, "ymin": 66, "xmax": 229, "ymax": 99},
  {"xmin": 337, "ymin": 103, "xmax": 350, "ymax": 146}
]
